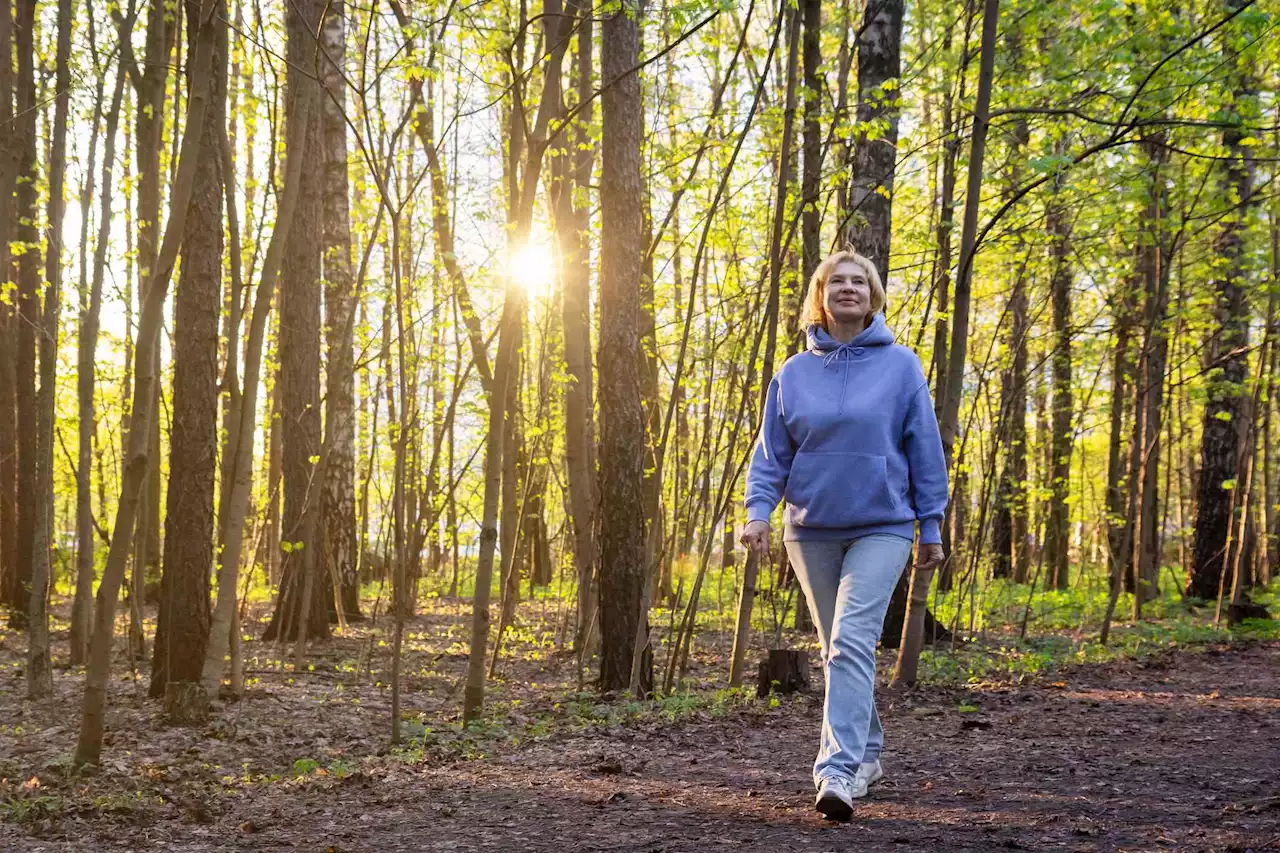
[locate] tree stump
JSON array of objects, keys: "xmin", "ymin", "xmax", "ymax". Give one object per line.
[
  {"xmin": 756, "ymin": 649, "xmax": 810, "ymax": 698},
  {"xmin": 164, "ymin": 682, "xmax": 210, "ymax": 726}
]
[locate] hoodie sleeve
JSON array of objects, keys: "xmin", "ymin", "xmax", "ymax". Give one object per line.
[
  {"xmin": 904, "ymin": 381, "xmax": 949, "ymax": 545},
  {"xmin": 744, "ymin": 373, "xmax": 795, "ymax": 525}
]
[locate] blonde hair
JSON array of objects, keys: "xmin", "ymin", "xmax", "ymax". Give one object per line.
[{"xmin": 800, "ymin": 249, "xmax": 886, "ymax": 329}]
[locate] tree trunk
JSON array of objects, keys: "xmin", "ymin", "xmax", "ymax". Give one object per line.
[
  {"xmin": 597, "ymin": 0, "xmax": 651, "ymax": 694},
  {"xmin": 134, "ymin": 0, "xmax": 176, "ymax": 607},
  {"xmin": 265, "ymin": 379, "xmax": 282, "ymax": 585},
  {"xmin": 77, "ymin": 0, "xmax": 219, "ymax": 765},
  {"xmin": 201, "ymin": 86, "xmax": 312, "ymax": 697},
  {"xmin": 9, "ymin": 0, "xmax": 39, "ymax": 631},
  {"xmin": 72, "ymin": 34, "xmax": 129, "ymax": 667},
  {"xmin": 0, "ymin": 0, "xmax": 16, "ymax": 627},
  {"xmin": 1266, "ymin": 162, "xmax": 1280, "ymax": 585},
  {"xmin": 1105, "ymin": 270, "xmax": 1136, "ymax": 598},
  {"xmin": 1135, "ymin": 136, "xmax": 1171, "ymax": 611},
  {"xmin": 991, "ymin": 108, "xmax": 1029, "ymax": 584},
  {"xmin": 150, "ymin": 0, "xmax": 226, "ymax": 698},
  {"xmin": 498, "ymin": 356, "xmax": 523, "ymax": 629},
  {"xmin": 898, "ymin": 0, "xmax": 997, "ymax": 687},
  {"xmin": 321, "ymin": 0, "xmax": 361, "ymax": 624},
  {"xmin": 842, "ymin": 0, "xmax": 903, "ymax": 285},
  {"xmin": 263, "ymin": 0, "xmax": 329, "ymax": 643},
  {"xmin": 791, "ymin": 0, "xmax": 820, "ymax": 633},
  {"xmin": 551, "ymin": 0, "xmax": 597, "ymax": 654},
  {"xmin": 756, "ymin": 649, "xmax": 810, "ymax": 697},
  {"xmin": 1044, "ymin": 158, "xmax": 1074, "ymax": 591},
  {"xmin": 729, "ymin": 2, "xmax": 797, "ymax": 688},
  {"xmin": 26, "ymin": 0, "xmax": 72, "ymax": 698},
  {"xmin": 462, "ymin": 292, "xmax": 520, "ymax": 720},
  {"xmin": 1189, "ymin": 9, "xmax": 1255, "ymax": 601},
  {"xmin": 640, "ymin": 142, "xmax": 663, "ymax": 639},
  {"xmin": 929, "ymin": 13, "xmax": 962, "ymax": 429}
]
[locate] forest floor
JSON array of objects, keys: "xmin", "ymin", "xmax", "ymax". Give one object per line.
[{"xmin": 1, "ymin": 599, "xmax": 1278, "ymax": 852}]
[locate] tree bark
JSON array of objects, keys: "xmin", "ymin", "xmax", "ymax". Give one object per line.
[
  {"xmin": 150, "ymin": 0, "xmax": 226, "ymax": 698},
  {"xmin": 1189, "ymin": 6, "xmax": 1255, "ymax": 601},
  {"xmin": 1135, "ymin": 136, "xmax": 1171, "ymax": 611},
  {"xmin": 77, "ymin": 0, "xmax": 219, "ymax": 765},
  {"xmin": 788, "ymin": 0, "xmax": 820, "ymax": 633},
  {"xmin": 842, "ymin": 0, "xmax": 903, "ymax": 286},
  {"xmin": 991, "ymin": 101, "xmax": 1030, "ymax": 584},
  {"xmin": 597, "ymin": 0, "xmax": 651, "ymax": 695},
  {"xmin": 133, "ymin": 0, "xmax": 176, "ymax": 605},
  {"xmin": 202, "ymin": 89, "xmax": 312, "ymax": 697},
  {"xmin": 463, "ymin": 292, "xmax": 520, "ymax": 720},
  {"xmin": 929, "ymin": 12, "xmax": 963, "ymax": 432},
  {"xmin": 320, "ymin": 0, "xmax": 361, "ymax": 623},
  {"xmin": 9, "ymin": 0, "xmax": 39, "ymax": 631},
  {"xmin": 1105, "ymin": 270, "xmax": 1136, "ymax": 598},
  {"xmin": 27, "ymin": 0, "xmax": 73, "ymax": 698},
  {"xmin": 72, "ymin": 32, "xmax": 129, "ymax": 667},
  {"xmin": 0, "ymin": 0, "xmax": 18, "ymax": 623},
  {"xmin": 549, "ymin": 0, "xmax": 597, "ymax": 654},
  {"xmin": 1044, "ymin": 163, "xmax": 1074, "ymax": 591},
  {"xmin": 264, "ymin": 0, "xmax": 329, "ymax": 642}
]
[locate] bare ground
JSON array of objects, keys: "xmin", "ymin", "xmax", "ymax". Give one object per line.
[{"xmin": 1, "ymin": 605, "xmax": 1278, "ymax": 853}]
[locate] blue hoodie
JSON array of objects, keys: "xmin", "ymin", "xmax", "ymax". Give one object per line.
[{"xmin": 745, "ymin": 315, "xmax": 949, "ymax": 544}]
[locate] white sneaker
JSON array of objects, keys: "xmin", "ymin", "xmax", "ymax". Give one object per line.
[
  {"xmin": 852, "ymin": 759, "xmax": 884, "ymax": 798},
  {"xmin": 815, "ymin": 775, "xmax": 855, "ymax": 821}
]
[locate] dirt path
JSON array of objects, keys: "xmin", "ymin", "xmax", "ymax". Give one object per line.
[{"xmin": 5, "ymin": 642, "xmax": 1279, "ymax": 852}]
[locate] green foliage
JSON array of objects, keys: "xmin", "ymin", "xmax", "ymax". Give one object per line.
[{"xmin": 290, "ymin": 757, "xmax": 321, "ymax": 777}]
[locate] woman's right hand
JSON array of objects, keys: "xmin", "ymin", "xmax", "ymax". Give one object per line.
[{"xmin": 740, "ymin": 519, "xmax": 771, "ymax": 558}]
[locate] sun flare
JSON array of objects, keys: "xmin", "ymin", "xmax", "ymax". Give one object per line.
[{"xmin": 509, "ymin": 241, "xmax": 556, "ymax": 300}]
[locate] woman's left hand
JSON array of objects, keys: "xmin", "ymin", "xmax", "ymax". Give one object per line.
[{"xmin": 915, "ymin": 542, "xmax": 945, "ymax": 572}]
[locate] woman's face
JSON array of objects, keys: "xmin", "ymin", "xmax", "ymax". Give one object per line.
[{"xmin": 823, "ymin": 261, "xmax": 872, "ymax": 328}]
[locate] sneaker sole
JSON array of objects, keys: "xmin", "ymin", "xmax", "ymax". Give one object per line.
[{"xmin": 815, "ymin": 793, "xmax": 853, "ymax": 821}]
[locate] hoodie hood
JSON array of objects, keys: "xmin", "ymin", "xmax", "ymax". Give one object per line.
[{"xmin": 806, "ymin": 313, "xmax": 895, "ymax": 356}]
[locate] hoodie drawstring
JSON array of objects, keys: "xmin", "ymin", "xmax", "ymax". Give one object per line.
[
  {"xmin": 822, "ymin": 344, "xmax": 856, "ymax": 415},
  {"xmin": 812, "ymin": 317, "xmax": 889, "ymax": 415}
]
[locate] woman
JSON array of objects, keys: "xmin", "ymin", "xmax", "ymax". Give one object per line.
[{"xmin": 741, "ymin": 249, "xmax": 948, "ymax": 821}]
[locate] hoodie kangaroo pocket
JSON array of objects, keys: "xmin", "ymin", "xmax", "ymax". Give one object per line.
[{"xmin": 784, "ymin": 451, "xmax": 898, "ymax": 528}]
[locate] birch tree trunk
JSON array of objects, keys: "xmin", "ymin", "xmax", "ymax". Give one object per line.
[{"xmin": 320, "ymin": 0, "xmax": 361, "ymax": 623}]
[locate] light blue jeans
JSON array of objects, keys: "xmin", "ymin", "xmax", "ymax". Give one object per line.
[{"xmin": 785, "ymin": 534, "xmax": 913, "ymax": 788}]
